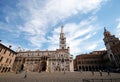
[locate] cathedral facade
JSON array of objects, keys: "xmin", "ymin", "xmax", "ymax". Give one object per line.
[{"xmin": 13, "ymin": 26, "xmax": 74, "ymax": 72}]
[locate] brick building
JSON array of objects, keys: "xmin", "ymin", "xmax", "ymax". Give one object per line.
[
  {"xmin": 74, "ymin": 28, "xmax": 120, "ymax": 71},
  {"xmin": 74, "ymin": 51, "xmax": 106, "ymax": 71},
  {"xmin": 0, "ymin": 42, "xmax": 17, "ymax": 73}
]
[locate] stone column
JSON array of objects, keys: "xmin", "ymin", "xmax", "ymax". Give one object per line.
[
  {"xmin": 85, "ymin": 66, "xmax": 86, "ymax": 71},
  {"xmin": 77, "ymin": 65, "xmax": 79, "ymax": 71},
  {"xmin": 46, "ymin": 60, "xmax": 49, "ymax": 72},
  {"xmin": 70, "ymin": 59, "xmax": 74, "ymax": 72},
  {"xmin": 88, "ymin": 66, "xmax": 89, "ymax": 71}
]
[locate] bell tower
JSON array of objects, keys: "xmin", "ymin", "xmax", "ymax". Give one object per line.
[
  {"xmin": 59, "ymin": 25, "xmax": 66, "ymax": 49},
  {"xmin": 103, "ymin": 27, "xmax": 118, "ymax": 67}
]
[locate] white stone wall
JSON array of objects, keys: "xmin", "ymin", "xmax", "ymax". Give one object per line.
[{"xmin": 15, "ymin": 49, "xmax": 74, "ymax": 72}]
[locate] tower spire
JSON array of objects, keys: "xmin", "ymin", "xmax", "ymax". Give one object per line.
[
  {"xmin": 104, "ymin": 27, "xmax": 107, "ymax": 32},
  {"xmin": 104, "ymin": 27, "xmax": 111, "ymax": 36},
  {"xmin": 61, "ymin": 25, "xmax": 64, "ymax": 33},
  {"xmin": 59, "ymin": 25, "xmax": 66, "ymax": 49}
]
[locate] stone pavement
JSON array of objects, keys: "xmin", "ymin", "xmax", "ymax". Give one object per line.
[{"xmin": 0, "ymin": 71, "xmax": 120, "ymax": 82}]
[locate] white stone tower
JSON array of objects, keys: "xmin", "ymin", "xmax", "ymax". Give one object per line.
[{"xmin": 59, "ymin": 25, "xmax": 66, "ymax": 49}]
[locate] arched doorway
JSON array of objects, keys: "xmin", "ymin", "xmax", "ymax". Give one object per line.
[
  {"xmin": 40, "ymin": 61, "xmax": 47, "ymax": 71},
  {"xmin": 89, "ymin": 66, "xmax": 92, "ymax": 71},
  {"xmin": 19, "ymin": 58, "xmax": 25, "ymax": 72},
  {"xmin": 56, "ymin": 64, "xmax": 61, "ymax": 71}
]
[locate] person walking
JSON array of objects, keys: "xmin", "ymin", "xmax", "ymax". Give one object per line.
[
  {"xmin": 107, "ymin": 70, "xmax": 110, "ymax": 76},
  {"xmin": 99, "ymin": 70, "xmax": 102, "ymax": 76},
  {"xmin": 24, "ymin": 70, "xmax": 28, "ymax": 78}
]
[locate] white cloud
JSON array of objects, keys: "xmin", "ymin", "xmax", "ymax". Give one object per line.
[
  {"xmin": 0, "ymin": 22, "xmax": 12, "ymax": 32},
  {"xmin": 87, "ymin": 44, "xmax": 97, "ymax": 50},
  {"xmin": 116, "ymin": 18, "xmax": 120, "ymax": 28},
  {"xmin": 18, "ymin": 0, "xmax": 103, "ymax": 31},
  {"xmin": 99, "ymin": 47, "xmax": 106, "ymax": 50},
  {"xmin": 116, "ymin": 18, "xmax": 120, "ymax": 36},
  {"xmin": 5, "ymin": 16, "xmax": 10, "ymax": 23},
  {"xmin": 47, "ymin": 16, "xmax": 101, "ymax": 57},
  {"xmin": 0, "ymin": 0, "xmax": 108, "ymax": 57},
  {"xmin": 44, "ymin": 0, "xmax": 104, "ymax": 20}
]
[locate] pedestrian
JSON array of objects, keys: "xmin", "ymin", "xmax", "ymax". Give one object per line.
[
  {"xmin": 107, "ymin": 70, "xmax": 110, "ymax": 76},
  {"xmin": 64, "ymin": 70, "xmax": 65, "ymax": 75},
  {"xmin": 99, "ymin": 70, "xmax": 102, "ymax": 76},
  {"xmin": 91, "ymin": 71, "xmax": 94, "ymax": 76},
  {"xmin": 24, "ymin": 70, "xmax": 27, "ymax": 78},
  {"xmin": 80, "ymin": 69, "xmax": 82, "ymax": 73},
  {"xmin": 15, "ymin": 71, "xmax": 18, "ymax": 74},
  {"xmin": 39, "ymin": 69, "xmax": 41, "ymax": 73}
]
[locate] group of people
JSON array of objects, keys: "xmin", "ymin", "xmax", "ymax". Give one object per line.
[
  {"xmin": 23, "ymin": 69, "xmax": 110, "ymax": 78},
  {"xmin": 91, "ymin": 70, "xmax": 110, "ymax": 76}
]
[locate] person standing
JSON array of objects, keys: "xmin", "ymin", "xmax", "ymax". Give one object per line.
[{"xmin": 91, "ymin": 71, "xmax": 94, "ymax": 76}]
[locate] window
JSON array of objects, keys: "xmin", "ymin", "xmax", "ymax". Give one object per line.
[
  {"xmin": 9, "ymin": 59, "xmax": 12, "ymax": 64},
  {"xmin": 117, "ymin": 49, "xmax": 119, "ymax": 52},
  {"xmin": 9, "ymin": 52, "xmax": 11, "ymax": 56},
  {"xmin": 52, "ymin": 62, "xmax": 55, "ymax": 65},
  {"xmin": 113, "ymin": 42, "xmax": 115, "ymax": 45},
  {"xmin": 12, "ymin": 54, "xmax": 14, "ymax": 57},
  {"xmin": 6, "ymin": 58, "xmax": 9, "ymax": 63},
  {"xmin": 110, "ymin": 54, "xmax": 114, "ymax": 60},
  {"xmin": 78, "ymin": 61, "xmax": 81, "ymax": 64},
  {"xmin": 4, "ymin": 49, "xmax": 7, "ymax": 54},
  {"xmin": 0, "ymin": 57, "xmax": 3, "ymax": 62},
  {"xmin": 0, "ymin": 48, "xmax": 2, "ymax": 52}
]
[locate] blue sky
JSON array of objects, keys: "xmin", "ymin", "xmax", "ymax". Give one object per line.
[{"xmin": 0, "ymin": 0, "xmax": 120, "ymax": 58}]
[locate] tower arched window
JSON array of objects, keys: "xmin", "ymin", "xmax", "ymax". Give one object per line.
[{"xmin": 110, "ymin": 54, "xmax": 114, "ymax": 61}]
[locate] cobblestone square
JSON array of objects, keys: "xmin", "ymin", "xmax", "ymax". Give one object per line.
[{"xmin": 0, "ymin": 71, "xmax": 120, "ymax": 82}]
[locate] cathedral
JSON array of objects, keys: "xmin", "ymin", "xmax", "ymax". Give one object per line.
[{"xmin": 13, "ymin": 26, "xmax": 74, "ymax": 72}]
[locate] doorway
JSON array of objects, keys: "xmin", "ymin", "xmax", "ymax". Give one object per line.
[{"xmin": 40, "ymin": 61, "xmax": 46, "ymax": 71}]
